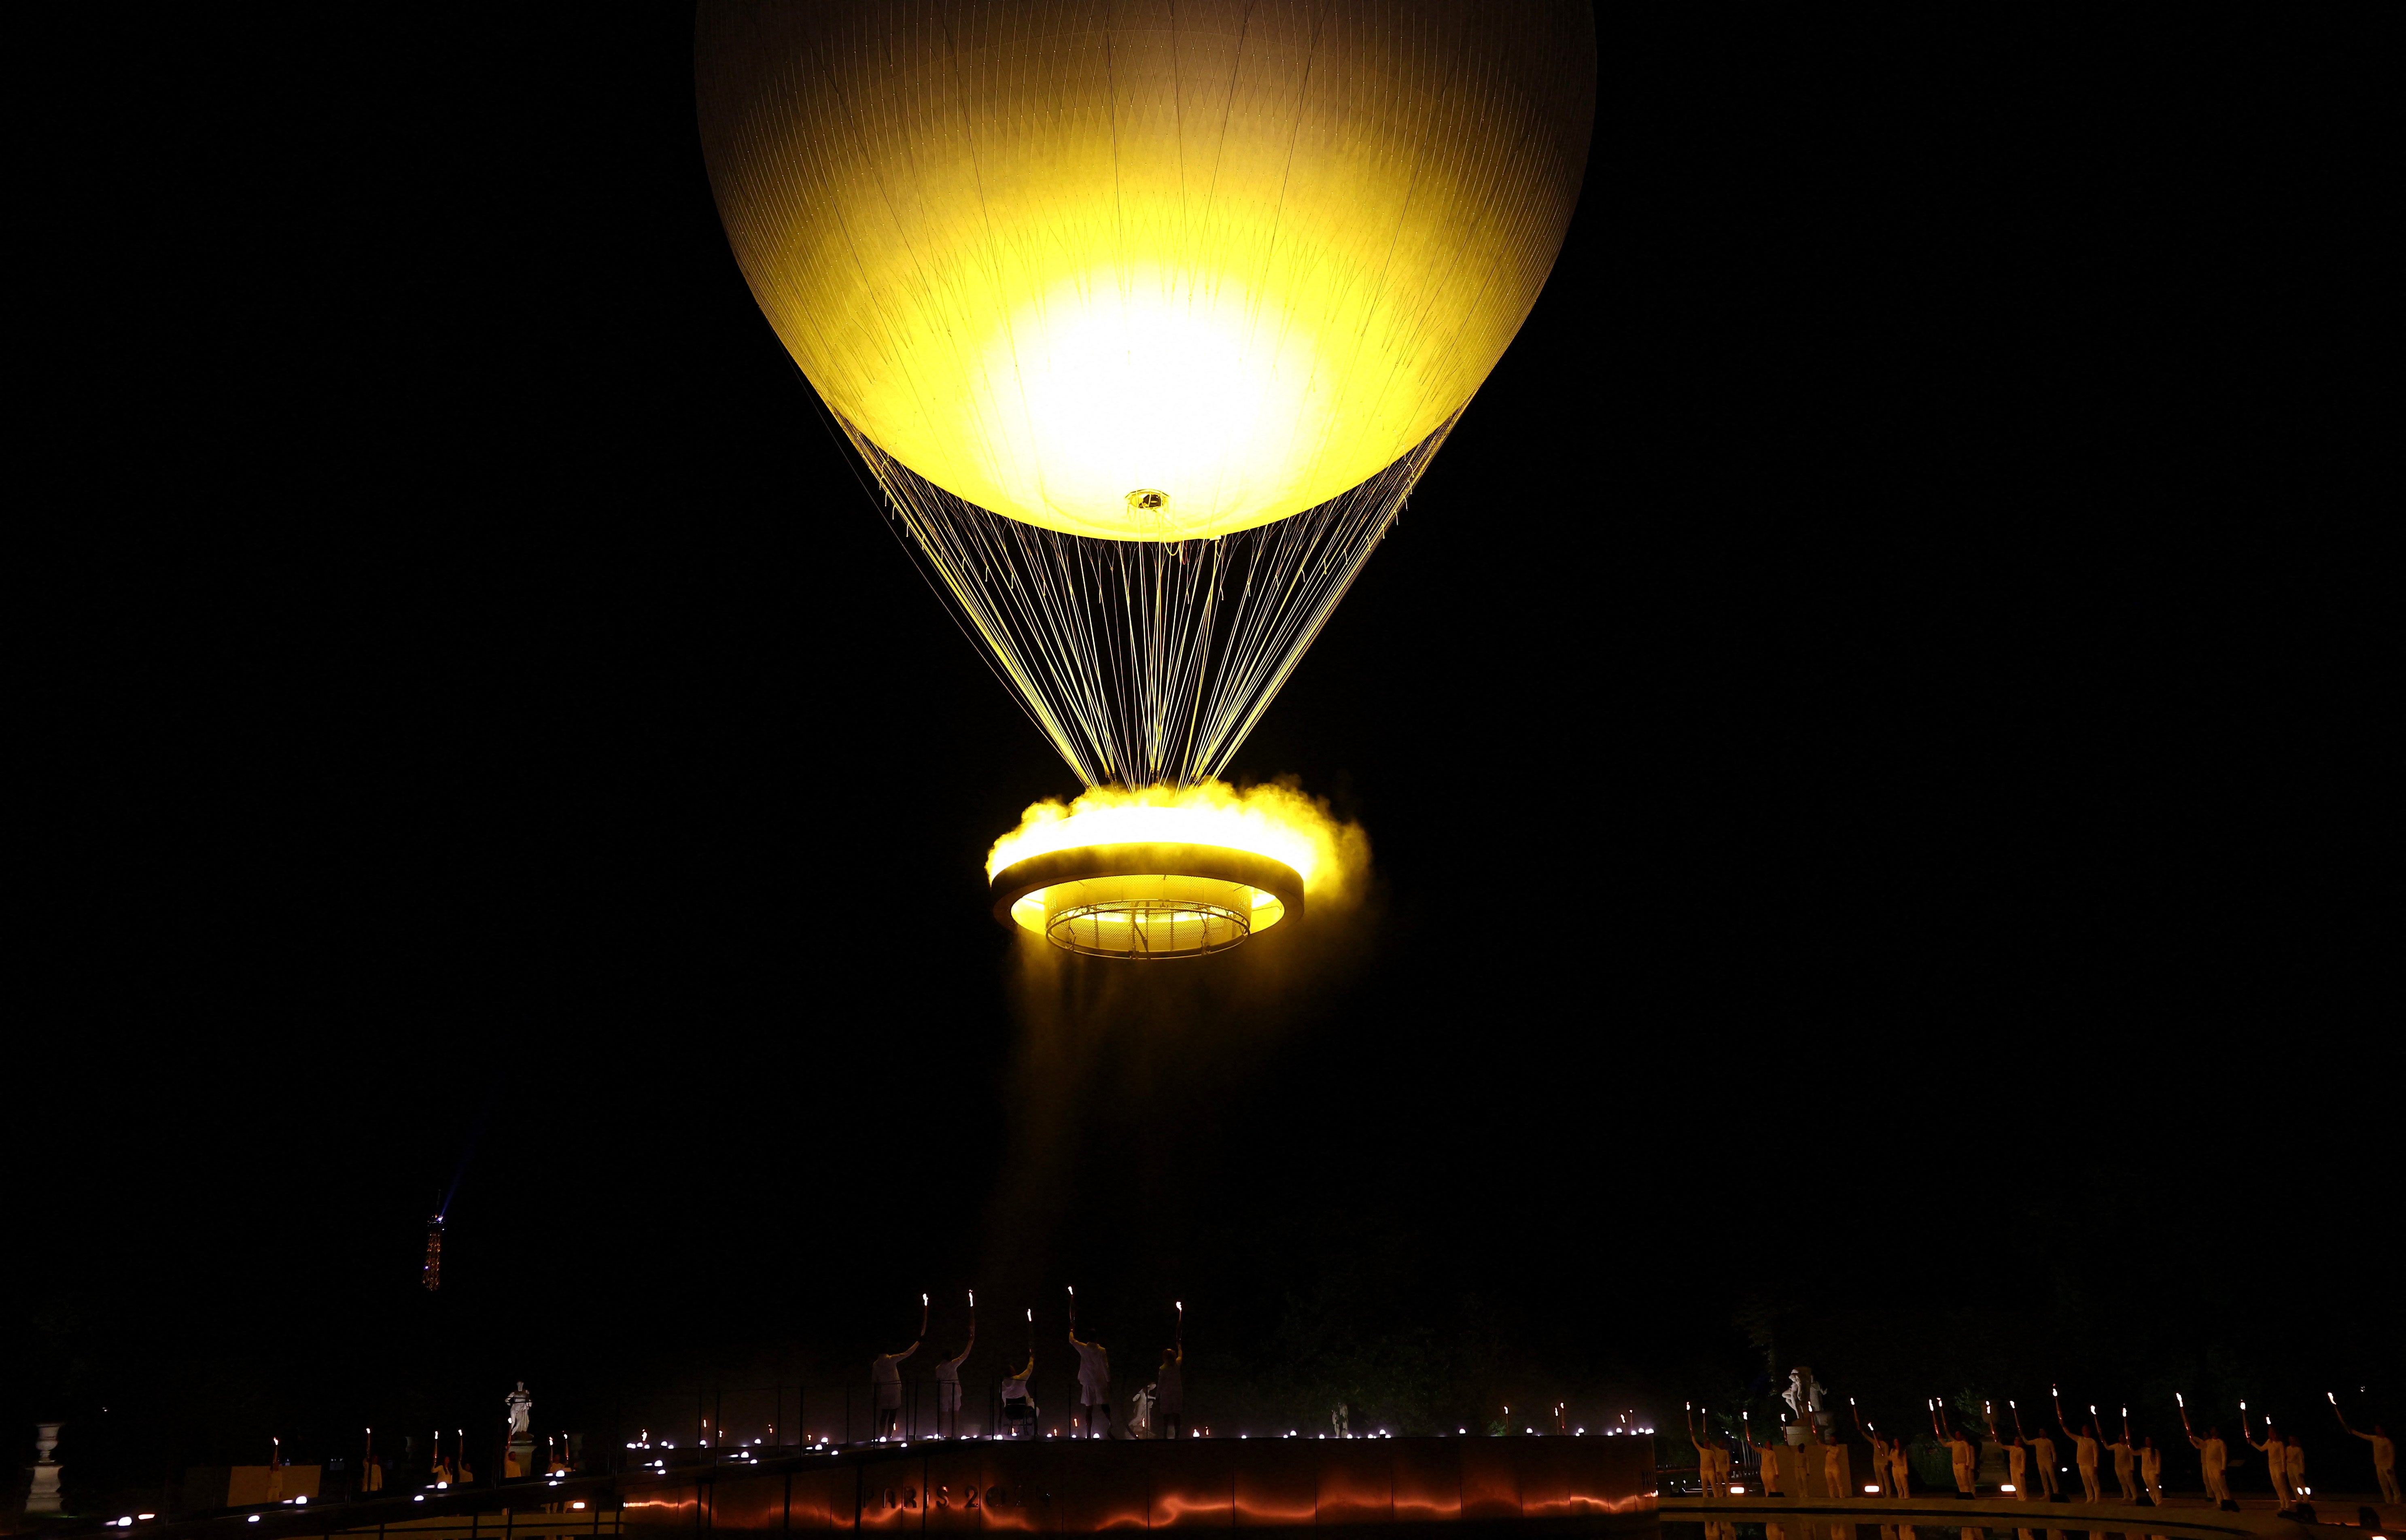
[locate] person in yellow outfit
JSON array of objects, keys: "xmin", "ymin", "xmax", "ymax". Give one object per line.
[
  {"xmin": 2059, "ymin": 1411, "xmax": 2103, "ymax": 1504},
  {"xmin": 2241, "ymin": 1408, "xmax": 2290, "ymax": 1510},
  {"xmin": 2138, "ymin": 1435, "xmax": 2164, "ymax": 1504},
  {"xmin": 2107, "ymin": 1418, "xmax": 2138, "ymax": 1502},
  {"xmin": 2330, "ymin": 1405, "xmax": 2398, "ymax": 1505},
  {"xmin": 2283, "ymin": 1435, "xmax": 2307, "ymax": 1507},
  {"xmin": 1824, "ymin": 1432, "xmax": 1850, "ymax": 1499}
]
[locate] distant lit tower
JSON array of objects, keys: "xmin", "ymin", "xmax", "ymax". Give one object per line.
[{"xmin": 422, "ymin": 1213, "xmax": 445, "ymax": 1291}]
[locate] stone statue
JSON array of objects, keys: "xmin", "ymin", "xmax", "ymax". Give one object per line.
[
  {"xmin": 505, "ymin": 1383, "xmax": 533, "ymax": 1437},
  {"xmin": 26, "ymin": 1423, "xmax": 63, "ymax": 1516},
  {"xmin": 1783, "ymin": 1368, "xmax": 1834, "ymax": 1436}
]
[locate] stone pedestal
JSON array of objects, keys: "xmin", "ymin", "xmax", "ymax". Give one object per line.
[
  {"xmin": 1757, "ymin": 1442, "xmax": 1855, "ymax": 1498},
  {"xmin": 506, "ymin": 1438, "xmax": 535, "ymax": 1480}
]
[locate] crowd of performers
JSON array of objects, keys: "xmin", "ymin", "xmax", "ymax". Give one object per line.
[
  {"xmin": 1684, "ymin": 1392, "xmax": 2397, "ymax": 1514},
  {"xmin": 870, "ymin": 1290, "xmax": 1185, "ymax": 1441}
]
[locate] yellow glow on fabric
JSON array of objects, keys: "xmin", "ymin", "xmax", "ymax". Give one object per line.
[
  {"xmin": 986, "ymin": 780, "xmax": 1365, "ymax": 902},
  {"xmin": 983, "ymin": 267, "xmax": 1318, "ymax": 537},
  {"xmin": 699, "ymin": 3, "xmax": 1594, "ymax": 541}
]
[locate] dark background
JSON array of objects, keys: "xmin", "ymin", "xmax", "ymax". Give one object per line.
[{"xmin": 18, "ymin": 3, "xmax": 2395, "ymax": 1520}]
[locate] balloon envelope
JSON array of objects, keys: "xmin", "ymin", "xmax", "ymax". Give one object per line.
[{"xmin": 699, "ymin": 0, "xmax": 1594, "ymax": 540}]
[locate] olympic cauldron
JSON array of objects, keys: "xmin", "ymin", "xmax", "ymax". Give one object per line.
[{"xmin": 621, "ymin": 1437, "xmax": 1655, "ymax": 1537}]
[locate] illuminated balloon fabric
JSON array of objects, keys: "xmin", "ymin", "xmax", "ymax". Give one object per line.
[{"xmin": 697, "ymin": 1, "xmax": 1595, "ymax": 542}]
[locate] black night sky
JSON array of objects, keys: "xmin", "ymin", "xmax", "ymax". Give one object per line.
[{"xmin": 18, "ymin": 5, "xmax": 2395, "ymax": 1521}]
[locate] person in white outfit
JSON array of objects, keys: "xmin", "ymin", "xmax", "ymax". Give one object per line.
[
  {"xmin": 1155, "ymin": 1347, "xmax": 1186, "ymax": 1442},
  {"xmin": 2330, "ymin": 1408, "xmax": 2397, "ymax": 1505},
  {"xmin": 871, "ymin": 1332, "xmax": 920, "ymax": 1440},
  {"xmin": 998, "ymin": 1352, "xmax": 1038, "ymax": 1438},
  {"xmin": 2241, "ymin": 1411, "xmax": 2289, "ymax": 1510},
  {"xmin": 1068, "ymin": 1326, "xmax": 1113, "ymax": 1438},
  {"xmin": 934, "ymin": 1315, "xmax": 974, "ymax": 1438}
]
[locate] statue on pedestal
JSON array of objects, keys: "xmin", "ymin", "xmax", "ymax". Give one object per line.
[
  {"xmin": 25, "ymin": 1423, "xmax": 64, "ymax": 1516},
  {"xmin": 504, "ymin": 1384, "xmax": 535, "ymax": 1479},
  {"xmin": 1782, "ymin": 1368, "xmax": 1835, "ymax": 1444}
]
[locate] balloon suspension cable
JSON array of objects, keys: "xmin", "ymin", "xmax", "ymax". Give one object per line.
[{"xmin": 835, "ymin": 409, "xmax": 1460, "ymax": 789}]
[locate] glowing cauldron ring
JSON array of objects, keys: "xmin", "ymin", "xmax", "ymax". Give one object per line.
[{"xmin": 989, "ymin": 840, "xmax": 1305, "ymax": 955}]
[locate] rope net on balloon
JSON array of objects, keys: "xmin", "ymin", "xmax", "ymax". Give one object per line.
[{"xmin": 835, "ymin": 411, "xmax": 1460, "ymax": 790}]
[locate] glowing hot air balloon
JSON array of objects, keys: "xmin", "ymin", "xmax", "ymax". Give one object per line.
[{"xmin": 698, "ymin": 1, "xmax": 1593, "ymax": 955}]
